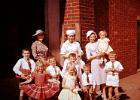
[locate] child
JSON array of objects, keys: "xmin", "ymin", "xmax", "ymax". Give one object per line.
[
  {"xmin": 13, "ymin": 48, "xmax": 35, "ymax": 100},
  {"xmin": 46, "ymin": 56, "xmax": 61, "ymax": 84},
  {"xmin": 104, "ymin": 51, "xmax": 124, "ymax": 100},
  {"xmin": 81, "ymin": 64, "xmax": 96, "ymax": 100},
  {"xmin": 62, "ymin": 53, "xmax": 84, "ymax": 87},
  {"xmin": 97, "ymin": 30, "xmax": 113, "ymax": 67},
  {"xmin": 58, "ymin": 65, "xmax": 81, "ymax": 100},
  {"xmin": 20, "ymin": 61, "xmax": 60, "ymax": 100}
]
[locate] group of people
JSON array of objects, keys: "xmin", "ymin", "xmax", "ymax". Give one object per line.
[{"xmin": 13, "ymin": 29, "xmax": 124, "ymax": 100}]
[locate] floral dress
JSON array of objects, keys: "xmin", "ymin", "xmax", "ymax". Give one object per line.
[{"xmin": 31, "ymin": 41, "xmax": 48, "ymax": 60}]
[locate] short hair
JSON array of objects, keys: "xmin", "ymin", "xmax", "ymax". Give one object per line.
[
  {"xmin": 108, "ymin": 51, "xmax": 116, "ymax": 56},
  {"xmin": 22, "ymin": 48, "xmax": 30, "ymax": 53},
  {"xmin": 98, "ymin": 30, "xmax": 107, "ymax": 37},
  {"xmin": 68, "ymin": 53, "xmax": 76, "ymax": 58}
]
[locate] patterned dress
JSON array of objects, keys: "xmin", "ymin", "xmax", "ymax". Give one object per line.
[
  {"xmin": 85, "ymin": 42, "xmax": 106, "ymax": 85},
  {"xmin": 20, "ymin": 73, "xmax": 59, "ymax": 99},
  {"xmin": 31, "ymin": 41, "xmax": 48, "ymax": 60}
]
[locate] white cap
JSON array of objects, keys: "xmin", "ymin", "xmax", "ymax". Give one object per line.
[
  {"xmin": 66, "ymin": 30, "xmax": 76, "ymax": 36},
  {"xmin": 32, "ymin": 29, "xmax": 44, "ymax": 36},
  {"xmin": 86, "ymin": 30, "xmax": 96, "ymax": 38}
]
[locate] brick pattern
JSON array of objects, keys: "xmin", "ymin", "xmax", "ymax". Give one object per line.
[
  {"xmin": 63, "ymin": 0, "xmax": 80, "ymax": 40},
  {"xmin": 109, "ymin": 0, "xmax": 140, "ymax": 78},
  {"xmin": 63, "ymin": 0, "xmax": 140, "ymax": 78}
]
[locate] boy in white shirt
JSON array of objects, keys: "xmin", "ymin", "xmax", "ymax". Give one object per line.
[
  {"xmin": 46, "ymin": 56, "xmax": 61, "ymax": 84},
  {"xmin": 104, "ymin": 51, "xmax": 123, "ymax": 100},
  {"xmin": 13, "ymin": 48, "xmax": 35, "ymax": 100},
  {"xmin": 82, "ymin": 64, "xmax": 96, "ymax": 100}
]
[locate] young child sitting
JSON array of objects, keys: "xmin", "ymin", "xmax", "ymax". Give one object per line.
[
  {"xmin": 58, "ymin": 65, "xmax": 81, "ymax": 100},
  {"xmin": 97, "ymin": 30, "xmax": 113, "ymax": 67},
  {"xmin": 81, "ymin": 64, "xmax": 96, "ymax": 100},
  {"xmin": 46, "ymin": 56, "xmax": 61, "ymax": 84},
  {"xmin": 20, "ymin": 60, "xmax": 60, "ymax": 100},
  {"xmin": 104, "ymin": 51, "xmax": 124, "ymax": 100}
]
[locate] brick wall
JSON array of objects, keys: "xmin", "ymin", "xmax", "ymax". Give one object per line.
[
  {"xmin": 63, "ymin": 0, "xmax": 80, "ymax": 40},
  {"xmin": 109, "ymin": 0, "xmax": 140, "ymax": 78},
  {"xmin": 62, "ymin": 0, "xmax": 140, "ymax": 78}
]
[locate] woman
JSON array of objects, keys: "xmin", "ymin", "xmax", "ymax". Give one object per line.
[
  {"xmin": 31, "ymin": 29, "xmax": 48, "ymax": 60},
  {"xmin": 85, "ymin": 30, "xmax": 106, "ymax": 97},
  {"xmin": 60, "ymin": 30, "xmax": 85, "ymax": 73}
]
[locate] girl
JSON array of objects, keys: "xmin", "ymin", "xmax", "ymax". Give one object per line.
[
  {"xmin": 62, "ymin": 53, "xmax": 84, "ymax": 87},
  {"xmin": 104, "ymin": 51, "xmax": 123, "ymax": 100},
  {"xmin": 58, "ymin": 65, "xmax": 81, "ymax": 100},
  {"xmin": 85, "ymin": 30, "xmax": 106, "ymax": 97},
  {"xmin": 81, "ymin": 64, "xmax": 96, "ymax": 100},
  {"xmin": 20, "ymin": 61, "xmax": 60, "ymax": 100}
]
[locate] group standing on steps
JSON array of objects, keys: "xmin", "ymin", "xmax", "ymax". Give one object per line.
[{"xmin": 13, "ymin": 29, "xmax": 124, "ymax": 100}]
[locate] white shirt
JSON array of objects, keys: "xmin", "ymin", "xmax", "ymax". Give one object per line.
[
  {"xmin": 13, "ymin": 58, "xmax": 35, "ymax": 75},
  {"xmin": 82, "ymin": 72, "xmax": 96, "ymax": 87},
  {"xmin": 104, "ymin": 60, "xmax": 124, "ymax": 75},
  {"xmin": 46, "ymin": 65, "xmax": 61, "ymax": 76},
  {"xmin": 60, "ymin": 40, "xmax": 83, "ymax": 56}
]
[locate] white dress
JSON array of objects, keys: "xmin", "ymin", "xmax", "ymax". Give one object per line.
[
  {"xmin": 85, "ymin": 42, "xmax": 106, "ymax": 85},
  {"xmin": 104, "ymin": 60, "xmax": 123, "ymax": 87},
  {"xmin": 97, "ymin": 38, "xmax": 113, "ymax": 54},
  {"xmin": 62, "ymin": 59, "xmax": 84, "ymax": 82},
  {"xmin": 58, "ymin": 74, "xmax": 81, "ymax": 100}
]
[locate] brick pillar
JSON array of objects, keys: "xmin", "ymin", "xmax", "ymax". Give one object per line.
[{"xmin": 45, "ymin": 0, "xmax": 60, "ymax": 65}]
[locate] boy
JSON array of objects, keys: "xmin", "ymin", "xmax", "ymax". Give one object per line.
[{"xmin": 13, "ymin": 48, "xmax": 35, "ymax": 100}]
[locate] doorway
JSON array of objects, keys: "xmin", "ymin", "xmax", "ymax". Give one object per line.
[
  {"xmin": 0, "ymin": 0, "xmax": 45, "ymax": 77},
  {"xmin": 137, "ymin": 21, "xmax": 140, "ymax": 70}
]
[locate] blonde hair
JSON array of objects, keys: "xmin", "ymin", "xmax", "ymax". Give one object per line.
[
  {"xmin": 34, "ymin": 61, "xmax": 46, "ymax": 74},
  {"xmin": 99, "ymin": 30, "xmax": 107, "ymax": 37}
]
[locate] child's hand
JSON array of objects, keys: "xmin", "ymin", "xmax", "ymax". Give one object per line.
[
  {"xmin": 20, "ymin": 82, "xmax": 25, "ymax": 86},
  {"xmin": 20, "ymin": 74, "xmax": 26, "ymax": 79}
]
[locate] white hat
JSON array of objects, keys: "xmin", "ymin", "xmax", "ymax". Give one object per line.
[
  {"xmin": 86, "ymin": 30, "xmax": 96, "ymax": 38},
  {"xmin": 66, "ymin": 30, "xmax": 76, "ymax": 36},
  {"xmin": 32, "ymin": 29, "xmax": 44, "ymax": 36}
]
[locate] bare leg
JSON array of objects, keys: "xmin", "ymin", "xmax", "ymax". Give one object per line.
[
  {"xmin": 114, "ymin": 87, "xmax": 120, "ymax": 100},
  {"xmin": 108, "ymin": 87, "xmax": 113, "ymax": 100},
  {"xmin": 102, "ymin": 86, "xmax": 107, "ymax": 100},
  {"xmin": 19, "ymin": 90, "xmax": 24, "ymax": 100}
]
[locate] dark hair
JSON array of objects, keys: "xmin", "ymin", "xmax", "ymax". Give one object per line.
[{"xmin": 22, "ymin": 48, "xmax": 30, "ymax": 53}]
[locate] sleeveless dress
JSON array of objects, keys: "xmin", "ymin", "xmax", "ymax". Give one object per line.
[
  {"xmin": 20, "ymin": 73, "xmax": 59, "ymax": 99},
  {"xmin": 58, "ymin": 74, "xmax": 81, "ymax": 100}
]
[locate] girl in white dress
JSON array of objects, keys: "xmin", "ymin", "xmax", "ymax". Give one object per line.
[
  {"xmin": 58, "ymin": 65, "xmax": 81, "ymax": 100},
  {"xmin": 104, "ymin": 51, "xmax": 123, "ymax": 100},
  {"xmin": 85, "ymin": 30, "xmax": 106, "ymax": 97}
]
